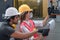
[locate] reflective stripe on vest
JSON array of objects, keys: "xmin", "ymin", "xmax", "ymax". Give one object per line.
[{"xmin": 20, "ymin": 20, "xmax": 38, "ymax": 38}]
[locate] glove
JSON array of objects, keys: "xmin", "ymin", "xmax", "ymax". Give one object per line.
[
  {"xmin": 38, "ymin": 29, "xmax": 43, "ymax": 33},
  {"xmin": 42, "ymin": 29, "xmax": 50, "ymax": 36}
]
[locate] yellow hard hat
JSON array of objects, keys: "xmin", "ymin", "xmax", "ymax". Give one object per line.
[{"xmin": 18, "ymin": 4, "xmax": 33, "ymax": 14}]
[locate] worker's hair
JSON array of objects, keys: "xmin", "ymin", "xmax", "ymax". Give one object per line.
[
  {"xmin": 20, "ymin": 11, "xmax": 28, "ymax": 24},
  {"xmin": 7, "ymin": 16, "xmax": 16, "ymax": 23}
]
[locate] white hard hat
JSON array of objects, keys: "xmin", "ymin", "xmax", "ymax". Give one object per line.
[{"xmin": 5, "ymin": 7, "xmax": 20, "ymax": 17}]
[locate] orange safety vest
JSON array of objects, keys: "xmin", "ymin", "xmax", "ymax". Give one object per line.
[{"xmin": 20, "ymin": 20, "xmax": 39, "ymax": 38}]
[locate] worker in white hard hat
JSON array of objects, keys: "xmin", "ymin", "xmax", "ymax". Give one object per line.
[
  {"xmin": 18, "ymin": 4, "xmax": 50, "ymax": 40},
  {"xmin": 0, "ymin": 7, "xmax": 42, "ymax": 40}
]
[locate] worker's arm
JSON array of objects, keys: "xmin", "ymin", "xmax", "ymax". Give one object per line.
[
  {"xmin": 34, "ymin": 15, "xmax": 49, "ymax": 27},
  {"xmin": 3, "ymin": 26, "xmax": 37, "ymax": 39},
  {"xmin": 11, "ymin": 30, "xmax": 36, "ymax": 39},
  {"xmin": 11, "ymin": 30, "xmax": 37, "ymax": 39},
  {"xmin": 42, "ymin": 15, "xmax": 49, "ymax": 26}
]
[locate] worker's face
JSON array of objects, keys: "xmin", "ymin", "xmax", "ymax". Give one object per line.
[
  {"xmin": 12, "ymin": 15, "xmax": 19, "ymax": 24},
  {"xmin": 26, "ymin": 11, "xmax": 33, "ymax": 19}
]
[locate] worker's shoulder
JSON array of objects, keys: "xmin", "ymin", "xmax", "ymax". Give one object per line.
[
  {"xmin": 0, "ymin": 22, "xmax": 8, "ymax": 27},
  {"xmin": 0, "ymin": 22, "xmax": 14, "ymax": 33},
  {"xmin": 0, "ymin": 22, "xmax": 12, "ymax": 30},
  {"xmin": 0, "ymin": 22, "xmax": 8, "ymax": 32}
]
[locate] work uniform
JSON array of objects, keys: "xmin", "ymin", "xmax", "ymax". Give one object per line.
[{"xmin": 20, "ymin": 20, "xmax": 43, "ymax": 40}]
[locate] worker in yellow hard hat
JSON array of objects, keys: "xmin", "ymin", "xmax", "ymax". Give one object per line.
[{"xmin": 18, "ymin": 4, "xmax": 49, "ymax": 40}]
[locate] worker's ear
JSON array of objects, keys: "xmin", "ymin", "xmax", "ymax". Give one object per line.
[{"xmin": 10, "ymin": 19, "xmax": 13, "ymax": 22}]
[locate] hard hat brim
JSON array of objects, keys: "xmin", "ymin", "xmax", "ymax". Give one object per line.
[
  {"xmin": 28, "ymin": 9, "xmax": 33, "ymax": 11},
  {"xmin": 17, "ymin": 13, "xmax": 21, "ymax": 15},
  {"xmin": 20, "ymin": 9, "xmax": 33, "ymax": 14},
  {"xmin": 5, "ymin": 13, "xmax": 21, "ymax": 17}
]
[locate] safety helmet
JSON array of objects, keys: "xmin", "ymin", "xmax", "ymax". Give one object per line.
[
  {"xmin": 18, "ymin": 4, "xmax": 33, "ymax": 14},
  {"xmin": 5, "ymin": 7, "xmax": 20, "ymax": 17}
]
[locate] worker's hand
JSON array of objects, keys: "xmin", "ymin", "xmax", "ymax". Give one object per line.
[
  {"xmin": 33, "ymin": 28, "xmax": 38, "ymax": 33},
  {"xmin": 33, "ymin": 28, "xmax": 43, "ymax": 33}
]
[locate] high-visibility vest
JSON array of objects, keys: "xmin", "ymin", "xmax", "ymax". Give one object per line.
[{"xmin": 20, "ymin": 20, "xmax": 38, "ymax": 38}]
